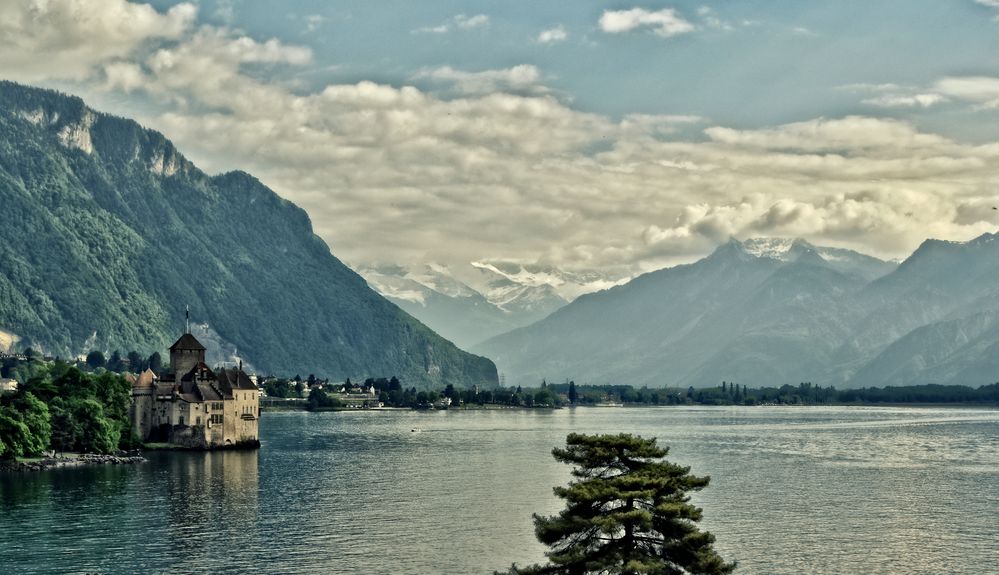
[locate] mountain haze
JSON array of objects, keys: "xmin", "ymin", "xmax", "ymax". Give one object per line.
[
  {"xmin": 0, "ymin": 81, "xmax": 497, "ymax": 388},
  {"xmin": 476, "ymin": 235, "xmax": 999, "ymax": 388},
  {"xmin": 360, "ymin": 261, "xmax": 625, "ymax": 348}
]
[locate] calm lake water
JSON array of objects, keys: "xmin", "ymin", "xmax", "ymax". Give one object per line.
[{"xmin": 2, "ymin": 406, "xmax": 998, "ymax": 574}]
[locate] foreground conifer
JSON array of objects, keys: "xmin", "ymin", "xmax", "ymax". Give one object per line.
[{"xmin": 503, "ymin": 433, "xmax": 735, "ymax": 575}]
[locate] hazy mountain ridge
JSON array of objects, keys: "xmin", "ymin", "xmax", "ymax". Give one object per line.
[
  {"xmin": 0, "ymin": 81, "xmax": 497, "ymax": 388},
  {"xmin": 359, "ymin": 261, "xmax": 626, "ymax": 348},
  {"xmin": 476, "ymin": 234, "xmax": 999, "ymax": 388},
  {"xmin": 359, "ymin": 264, "xmax": 517, "ymax": 348}
]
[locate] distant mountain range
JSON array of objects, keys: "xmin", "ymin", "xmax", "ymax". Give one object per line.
[
  {"xmin": 359, "ymin": 261, "xmax": 625, "ymax": 348},
  {"xmin": 0, "ymin": 81, "xmax": 497, "ymax": 388},
  {"xmin": 475, "ymin": 235, "xmax": 999, "ymax": 389}
]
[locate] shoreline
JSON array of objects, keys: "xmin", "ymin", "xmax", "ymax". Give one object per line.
[
  {"xmin": 263, "ymin": 401, "xmax": 998, "ymax": 414},
  {"xmin": 0, "ymin": 452, "xmax": 146, "ymax": 473}
]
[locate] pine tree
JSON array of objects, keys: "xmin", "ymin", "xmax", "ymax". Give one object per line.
[{"xmin": 504, "ymin": 433, "xmax": 734, "ymax": 575}]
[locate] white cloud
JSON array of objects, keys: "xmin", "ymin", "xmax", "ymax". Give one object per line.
[
  {"xmin": 538, "ymin": 26, "xmax": 568, "ymax": 44},
  {"xmin": 413, "ymin": 13, "xmax": 489, "ymax": 34},
  {"xmin": 975, "ymin": 0, "xmax": 999, "ymax": 7},
  {"xmin": 862, "ymin": 93, "xmax": 947, "ymax": 108},
  {"xmin": 6, "ymin": 2, "xmax": 998, "ymax": 276},
  {"xmin": 455, "ymin": 14, "xmax": 489, "ymax": 30},
  {"xmin": 838, "ymin": 82, "xmax": 903, "ymax": 92},
  {"xmin": 935, "ymin": 76, "xmax": 999, "ymax": 108},
  {"xmin": 0, "ymin": 0, "xmax": 196, "ymax": 81},
  {"xmin": 102, "ymin": 61, "xmax": 147, "ymax": 92},
  {"xmin": 213, "ymin": 0, "xmax": 238, "ymax": 24},
  {"xmin": 842, "ymin": 81, "xmax": 946, "ymax": 108},
  {"xmin": 413, "ymin": 24, "xmax": 450, "ymax": 34},
  {"xmin": 791, "ymin": 26, "xmax": 817, "ymax": 36},
  {"xmin": 599, "ymin": 8, "xmax": 695, "ymax": 38},
  {"xmin": 697, "ymin": 6, "xmax": 733, "ymax": 31},
  {"xmin": 704, "ymin": 116, "xmax": 952, "ymax": 152},
  {"xmin": 619, "ymin": 114, "xmax": 705, "ymax": 137},
  {"xmin": 304, "ymin": 14, "xmax": 326, "ymax": 33},
  {"xmin": 414, "ymin": 65, "xmax": 546, "ymax": 96}
]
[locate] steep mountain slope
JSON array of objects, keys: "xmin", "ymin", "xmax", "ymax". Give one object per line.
[
  {"xmin": 0, "ymin": 81, "xmax": 497, "ymax": 388},
  {"xmin": 476, "ymin": 235, "xmax": 999, "ymax": 388},
  {"xmin": 476, "ymin": 241, "xmax": 784, "ymax": 386}
]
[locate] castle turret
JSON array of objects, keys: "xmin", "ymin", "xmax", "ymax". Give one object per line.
[{"xmin": 169, "ymin": 333, "xmax": 206, "ymax": 378}]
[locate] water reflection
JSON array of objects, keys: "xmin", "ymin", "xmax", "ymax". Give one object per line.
[
  {"xmin": 1, "ymin": 407, "xmax": 997, "ymax": 575},
  {"xmin": 0, "ymin": 449, "xmax": 259, "ymax": 575}
]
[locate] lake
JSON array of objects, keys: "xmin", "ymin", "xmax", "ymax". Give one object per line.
[{"xmin": 2, "ymin": 406, "xmax": 998, "ymax": 574}]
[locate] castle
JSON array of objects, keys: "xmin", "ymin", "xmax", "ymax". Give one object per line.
[{"xmin": 129, "ymin": 331, "xmax": 260, "ymax": 449}]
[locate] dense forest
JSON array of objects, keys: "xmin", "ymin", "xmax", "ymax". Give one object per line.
[
  {"xmin": 264, "ymin": 376, "xmax": 999, "ymax": 411},
  {"xmin": 0, "ymin": 81, "xmax": 497, "ymax": 388},
  {"xmin": 0, "ymin": 358, "xmax": 137, "ymax": 459},
  {"xmin": 547, "ymin": 381, "xmax": 999, "ymax": 406}
]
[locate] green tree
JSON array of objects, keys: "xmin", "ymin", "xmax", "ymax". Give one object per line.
[
  {"xmin": 147, "ymin": 352, "xmax": 163, "ymax": 373},
  {"xmin": 73, "ymin": 398, "xmax": 120, "ymax": 454},
  {"xmin": 0, "ymin": 408, "xmax": 32, "ymax": 459},
  {"xmin": 504, "ymin": 433, "xmax": 734, "ymax": 575},
  {"xmin": 127, "ymin": 350, "xmax": 146, "ymax": 372},
  {"xmin": 86, "ymin": 351, "xmax": 107, "ymax": 370},
  {"xmin": 107, "ymin": 350, "xmax": 125, "ymax": 372},
  {"xmin": 48, "ymin": 397, "xmax": 79, "ymax": 453},
  {"xmin": 0, "ymin": 392, "xmax": 51, "ymax": 459},
  {"xmin": 11, "ymin": 393, "xmax": 51, "ymax": 455},
  {"xmin": 568, "ymin": 381, "xmax": 578, "ymax": 405}
]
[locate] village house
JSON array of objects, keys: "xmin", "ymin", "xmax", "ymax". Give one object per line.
[{"xmin": 129, "ymin": 331, "xmax": 260, "ymax": 449}]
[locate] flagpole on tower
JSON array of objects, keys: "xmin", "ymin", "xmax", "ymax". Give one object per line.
[{"xmin": 186, "ymin": 305, "xmax": 190, "ymax": 334}]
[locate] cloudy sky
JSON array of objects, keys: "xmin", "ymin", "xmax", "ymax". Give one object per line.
[{"xmin": 3, "ymin": 0, "xmax": 999, "ymax": 276}]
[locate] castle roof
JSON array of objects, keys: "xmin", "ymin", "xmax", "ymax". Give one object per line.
[
  {"xmin": 130, "ymin": 368, "xmax": 157, "ymax": 389},
  {"xmin": 217, "ymin": 368, "xmax": 257, "ymax": 393},
  {"xmin": 169, "ymin": 333, "xmax": 206, "ymax": 352},
  {"xmin": 180, "ymin": 362, "xmax": 217, "ymax": 383},
  {"xmin": 194, "ymin": 382, "xmax": 223, "ymax": 402}
]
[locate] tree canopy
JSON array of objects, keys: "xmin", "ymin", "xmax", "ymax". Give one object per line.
[
  {"xmin": 0, "ymin": 363, "xmax": 137, "ymax": 458},
  {"xmin": 505, "ymin": 433, "xmax": 734, "ymax": 575}
]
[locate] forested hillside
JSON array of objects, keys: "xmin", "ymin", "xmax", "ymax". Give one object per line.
[{"xmin": 0, "ymin": 81, "xmax": 497, "ymax": 388}]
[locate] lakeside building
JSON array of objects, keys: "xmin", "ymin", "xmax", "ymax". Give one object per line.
[{"xmin": 129, "ymin": 331, "xmax": 260, "ymax": 449}]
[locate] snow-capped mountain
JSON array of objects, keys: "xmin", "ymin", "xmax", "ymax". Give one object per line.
[
  {"xmin": 474, "ymin": 234, "xmax": 999, "ymax": 389},
  {"xmin": 359, "ymin": 262, "xmax": 627, "ymax": 348},
  {"xmin": 741, "ymin": 238, "xmax": 896, "ymax": 281},
  {"xmin": 464, "ymin": 261, "xmax": 627, "ymax": 303}
]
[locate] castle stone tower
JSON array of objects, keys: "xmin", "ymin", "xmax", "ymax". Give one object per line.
[{"xmin": 169, "ymin": 333, "xmax": 206, "ymax": 377}]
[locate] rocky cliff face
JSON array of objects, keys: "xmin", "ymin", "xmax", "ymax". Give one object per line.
[{"xmin": 0, "ymin": 81, "xmax": 497, "ymax": 388}]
